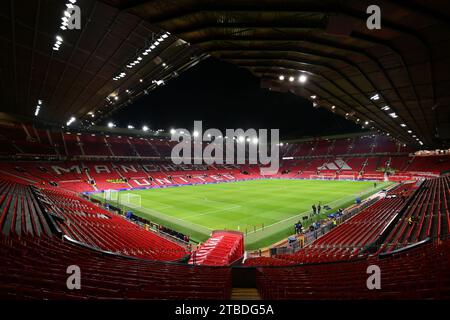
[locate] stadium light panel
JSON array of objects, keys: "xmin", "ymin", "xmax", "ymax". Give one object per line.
[
  {"xmin": 66, "ymin": 117, "xmax": 76, "ymax": 126},
  {"xmin": 370, "ymin": 94, "xmax": 380, "ymax": 101},
  {"xmin": 298, "ymin": 74, "xmax": 307, "ymax": 83},
  {"xmin": 389, "ymin": 112, "xmax": 398, "ymax": 118}
]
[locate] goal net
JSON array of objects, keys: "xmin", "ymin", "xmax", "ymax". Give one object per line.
[
  {"xmin": 121, "ymin": 193, "xmax": 141, "ymax": 208},
  {"xmin": 104, "ymin": 189, "xmax": 119, "ymax": 202}
]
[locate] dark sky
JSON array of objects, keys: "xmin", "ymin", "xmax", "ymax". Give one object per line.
[{"xmin": 111, "ymin": 58, "xmax": 362, "ymax": 140}]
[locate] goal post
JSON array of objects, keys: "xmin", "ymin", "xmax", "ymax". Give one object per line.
[
  {"xmin": 121, "ymin": 193, "xmax": 141, "ymax": 208},
  {"xmin": 104, "ymin": 189, "xmax": 119, "ymax": 202}
]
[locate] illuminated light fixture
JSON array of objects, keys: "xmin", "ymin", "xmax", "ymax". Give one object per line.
[
  {"xmin": 34, "ymin": 105, "xmax": 41, "ymax": 116},
  {"xmin": 331, "ymin": 105, "xmax": 336, "ymax": 110},
  {"xmin": 53, "ymin": 35, "xmax": 64, "ymax": 51},
  {"xmin": 370, "ymin": 93, "xmax": 380, "ymax": 101},
  {"xmin": 66, "ymin": 117, "xmax": 76, "ymax": 126},
  {"xmin": 311, "ymin": 95, "xmax": 317, "ymax": 99},
  {"xmin": 125, "ymin": 89, "xmax": 130, "ymax": 94},
  {"xmin": 289, "ymin": 76, "xmax": 294, "ymax": 82},
  {"xmin": 154, "ymin": 41, "xmax": 160, "ymax": 46},
  {"xmin": 107, "ymin": 122, "xmax": 115, "ymax": 128},
  {"xmin": 400, "ymin": 123, "xmax": 406, "ymax": 127},
  {"xmin": 238, "ymin": 136, "xmax": 245, "ymax": 142},
  {"xmin": 407, "ymin": 130, "xmax": 412, "ymax": 133},
  {"xmin": 157, "ymin": 37, "xmax": 164, "ymax": 42},
  {"xmin": 389, "ymin": 112, "xmax": 398, "ymax": 118},
  {"xmin": 170, "ymin": 129, "xmax": 176, "ymax": 135},
  {"xmin": 150, "ymin": 45, "xmax": 156, "ymax": 50},
  {"xmin": 313, "ymin": 102, "xmax": 318, "ymax": 107},
  {"xmin": 381, "ymin": 105, "xmax": 390, "ymax": 111},
  {"xmin": 298, "ymin": 74, "xmax": 307, "ymax": 83},
  {"xmin": 419, "ymin": 141, "xmax": 423, "ymax": 145},
  {"xmin": 246, "ymin": 137, "xmax": 251, "ymax": 142},
  {"xmin": 193, "ymin": 131, "xmax": 199, "ymax": 138},
  {"xmin": 114, "ymin": 96, "xmax": 119, "ymax": 101},
  {"xmin": 162, "ymin": 33, "xmax": 169, "ymax": 39},
  {"xmin": 412, "ymin": 135, "xmax": 417, "ymax": 138},
  {"xmin": 162, "ymin": 63, "xmax": 167, "ymax": 67},
  {"xmin": 364, "ymin": 121, "xmax": 369, "ymax": 125},
  {"xmin": 279, "ymin": 75, "xmax": 285, "ymax": 81},
  {"xmin": 142, "ymin": 125, "xmax": 149, "ymax": 132},
  {"xmin": 139, "ymin": 79, "xmax": 143, "ymax": 83}
]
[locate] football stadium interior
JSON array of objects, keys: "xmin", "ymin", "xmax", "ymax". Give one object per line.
[{"xmin": 1, "ymin": 0, "xmax": 450, "ymax": 303}]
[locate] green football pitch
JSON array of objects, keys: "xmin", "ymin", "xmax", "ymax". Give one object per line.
[{"xmin": 93, "ymin": 179, "xmax": 392, "ymax": 250}]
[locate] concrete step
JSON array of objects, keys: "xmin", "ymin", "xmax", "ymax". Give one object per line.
[{"xmin": 230, "ymin": 288, "xmax": 261, "ymax": 300}]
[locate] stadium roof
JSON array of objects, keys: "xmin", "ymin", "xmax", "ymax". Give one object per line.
[{"xmin": 1, "ymin": 0, "xmax": 450, "ymax": 148}]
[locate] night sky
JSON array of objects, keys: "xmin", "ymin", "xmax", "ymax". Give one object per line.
[{"xmin": 111, "ymin": 58, "xmax": 362, "ymax": 140}]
